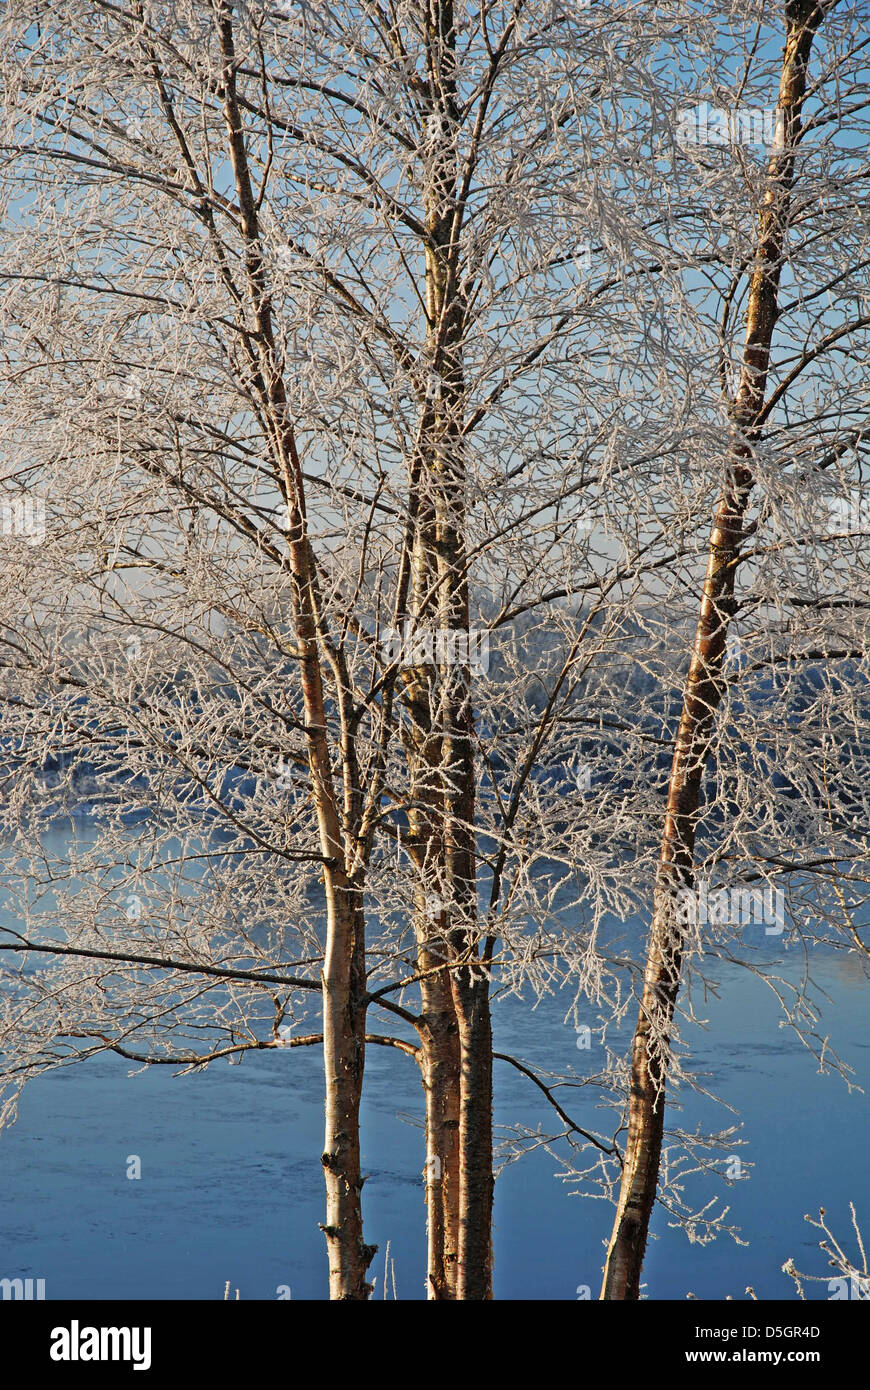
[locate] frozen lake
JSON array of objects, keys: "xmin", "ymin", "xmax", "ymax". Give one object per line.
[{"xmin": 1, "ymin": 830, "xmax": 868, "ymax": 1300}]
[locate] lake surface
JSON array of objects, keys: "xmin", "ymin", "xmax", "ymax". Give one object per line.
[{"xmin": 1, "ymin": 830, "xmax": 868, "ymax": 1300}]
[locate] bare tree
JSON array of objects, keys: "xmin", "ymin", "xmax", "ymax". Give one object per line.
[
  {"xmin": 0, "ymin": 0, "xmax": 866, "ymax": 1303},
  {"xmin": 0, "ymin": 0, "xmax": 678, "ymax": 1299},
  {"xmin": 601, "ymin": 0, "xmax": 870, "ymax": 1299}
]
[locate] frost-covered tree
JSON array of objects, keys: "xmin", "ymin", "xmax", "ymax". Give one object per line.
[
  {"xmin": 0, "ymin": 0, "xmax": 866, "ymax": 1302},
  {"xmin": 600, "ymin": 0, "xmax": 870, "ymax": 1299}
]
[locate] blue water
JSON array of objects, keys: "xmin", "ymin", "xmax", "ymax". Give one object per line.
[{"xmin": 1, "ymin": 844, "xmax": 868, "ymax": 1300}]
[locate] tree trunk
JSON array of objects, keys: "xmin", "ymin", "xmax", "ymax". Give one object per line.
[
  {"xmin": 289, "ymin": 527, "xmax": 374, "ymax": 1300},
  {"xmin": 441, "ymin": 529, "xmax": 493, "ymax": 1299},
  {"xmin": 600, "ymin": 0, "xmax": 827, "ymax": 1301},
  {"xmin": 401, "ymin": 0, "xmax": 495, "ymax": 1299},
  {"xmin": 218, "ymin": 8, "xmax": 374, "ymax": 1299},
  {"xmin": 420, "ymin": 967, "xmax": 462, "ymax": 1298},
  {"xmin": 321, "ymin": 881, "xmax": 376, "ymax": 1299},
  {"xmin": 451, "ymin": 964, "xmax": 494, "ymax": 1299}
]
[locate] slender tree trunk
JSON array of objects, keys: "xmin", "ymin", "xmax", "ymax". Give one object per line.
[
  {"xmin": 404, "ymin": 663, "xmax": 462, "ymax": 1298},
  {"xmin": 321, "ymin": 880, "xmax": 376, "ymax": 1299},
  {"xmin": 601, "ymin": 0, "xmax": 827, "ymax": 1301},
  {"xmin": 451, "ymin": 963, "xmax": 494, "ymax": 1298},
  {"xmin": 402, "ymin": 0, "xmax": 495, "ymax": 1299},
  {"xmin": 404, "ymin": 472, "xmax": 463, "ymax": 1299},
  {"xmin": 289, "ymin": 527, "xmax": 373, "ymax": 1300},
  {"xmin": 429, "ymin": 216, "xmax": 495, "ymax": 1306},
  {"xmin": 436, "ymin": 306, "xmax": 494, "ymax": 1302},
  {"xmin": 420, "ymin": 965, "xmax": 462, "ymax": 1297},
  {"xmin": 218, "ymin": 6, "xmax": 374, "ymax": 1299},
  {"xmin": 440, "ymin": 496, "xmax": 493, "ymax": 1298}
]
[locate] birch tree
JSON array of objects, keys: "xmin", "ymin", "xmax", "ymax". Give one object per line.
[
  {"xmin": 0, "ymin": 0, "xmax": 686, "ymax": 1299},
  {"xmin": 0, "ymin": 0, "xmax": 866, "ymax": 1303},
  {"xmin": 599, "ymin": 0, "xmax": 870, "ymax": 1298}
]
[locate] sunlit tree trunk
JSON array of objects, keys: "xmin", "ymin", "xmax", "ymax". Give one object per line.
[
  {"xmin": 219, "ymin": 7, "xmax": 374, "ymax": 1299},
  {"xmin": 420, "ymin": 967, "xmax": 463, "ymax": 1297},
  {"xmin": 404, "ymin": 517, "xmax": 462, "ymax": 1298},
  {"xmin": 601, "ymin": 0, "xmax": 828, "ymax": 1301},
  {"xmin": 407, "ymin": 0, "xmax": 493, "ymax": 1299}
]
